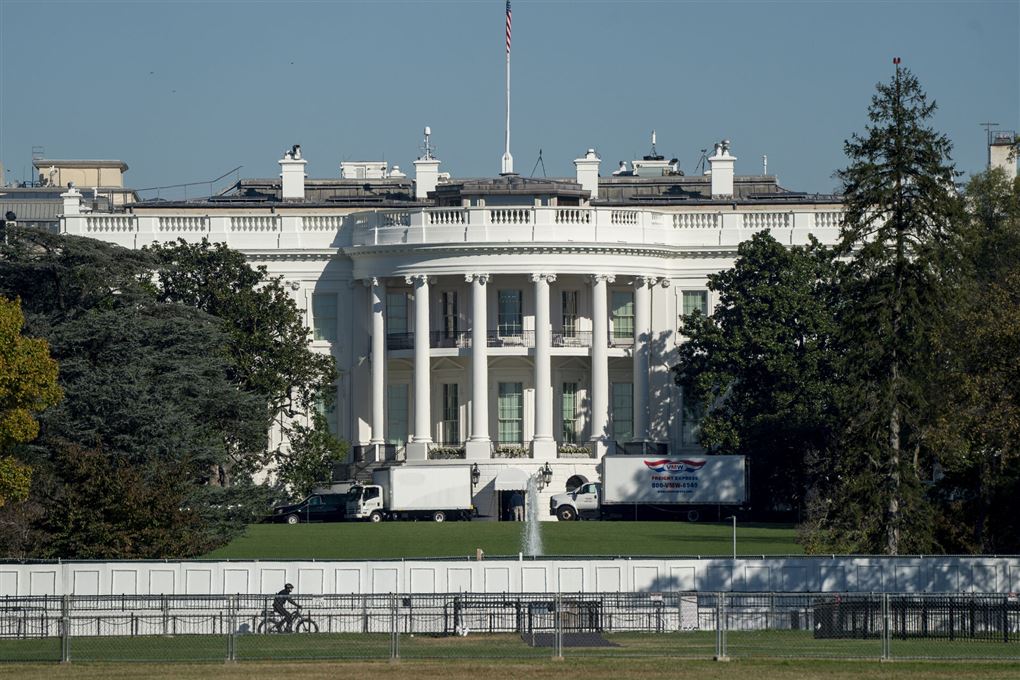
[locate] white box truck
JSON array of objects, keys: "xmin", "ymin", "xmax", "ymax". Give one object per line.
[
  {"xmin": 346, "ymin": 465, "xmax": 474, "ymax": 522},
  {"xmin": 549, "ymin": 455, "xmax": 747, "ymax": 521}
]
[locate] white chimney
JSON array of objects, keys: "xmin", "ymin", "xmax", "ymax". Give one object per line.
[
  {"xmin": 708, "ymin": 140, "xmax": 736, "ymax": 197},
  {"xmin": 61, "ymin": 183, "xmax": 82, "ymax": 216},
  {"xmin": 414, "ymin": 125, "xmax": 440, "ymax": 200},
  {"xmin": 279, "ymin": 144, "xmax": 307, "ymax": 200},
  {"xmin": 989, "ymin": 131, "xmax": 1018, "ymax": 179},
  {"xmin": 573, "ymin": 149, "xmax": 601, "ymax": 200}
]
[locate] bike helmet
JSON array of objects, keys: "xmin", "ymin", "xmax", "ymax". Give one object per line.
[{"xmin": 284, "ymin": 583, "xmax": 294, "ymax": 590}]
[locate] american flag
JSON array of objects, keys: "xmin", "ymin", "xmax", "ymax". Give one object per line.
[{"xmin": 505, "ymin": 0, "xmax": 512, "ymax": 54}]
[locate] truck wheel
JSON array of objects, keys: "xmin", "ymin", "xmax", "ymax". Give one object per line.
[
  {"xmin": 557, "ymin": 506, "xmax": 576, "ymax": 522},
  {"xmin": 432, "ymin": 510, "xmax": 447, "ymax": 523},
  {"xmin": 286, "ymin": 514, "xmax": 300, "ymax": 525},
  {"xmin": 369, "ymin": 511, "xmax": 384, "ymax": 523}
]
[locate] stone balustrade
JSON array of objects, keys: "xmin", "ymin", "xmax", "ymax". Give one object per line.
[{"xmin": 63, "ymin": 205, "xmax": 844, "ymax": 252}]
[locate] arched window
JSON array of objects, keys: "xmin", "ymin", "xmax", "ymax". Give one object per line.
[{"xmin": 565, "ymin": 475, "xmax": 588, "ymax": 493}]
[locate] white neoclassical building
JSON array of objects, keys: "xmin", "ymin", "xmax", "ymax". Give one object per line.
[{"xmin": 60, "ymin": 137, "xmax": 845, "ymax": 519}]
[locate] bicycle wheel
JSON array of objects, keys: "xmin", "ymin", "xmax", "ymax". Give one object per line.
[
  {"xmin": 294, "ymin": 617, "xmax": 319, "ymax": 633},
  {"xmin": 257, "ymin": 617, "xmax": 281, "ymax": 634}
]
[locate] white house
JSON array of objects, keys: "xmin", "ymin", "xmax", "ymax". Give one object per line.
[{"xmin": 60, "ymin": 136, "xmax": 845, "ymax": 520}]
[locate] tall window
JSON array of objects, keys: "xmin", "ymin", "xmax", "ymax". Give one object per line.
[
  {"xmin": 442, "ymin": 291, "xmax": 458, "ymax": 338},
  {"xmin": 386, "ymin": 292, "xmax": 408, "ymax": 334},
  {"xmin": 441, "ymin": 383, "xmax": 460, "ymax": 444},
  {"xmin": 561, "ymin": 382, "xmax": 580, "ymax": 443},
  {"xmin": 611, "ymin": 291, "xmax": 634, "ymax": 341},
  {"xmin": 386, "ymin": 384, "xmax": 408, "ymax": 447},
  {"xmin": 312, "ymin": 293, "xmax": 337, "ymax": 343},
  {"xmin": 682, "ymin": 290, "xmax": 708, "ymax": 320},
  {"xmin": 561, "ymin": 290, "xmax": 578, "ymax": 337},
  {"xmin": 498, "ymin": 289, "xmax": 523, "ymax": 336},
  {"xmin": 497, "ymin": 382, "xmax": 523, "ymax": 444},
  {"xmin": 681, "ymin": 400, "xmax": 704, "ymax": 447},
  {"xmin": 315, "ymin": 386, "xmax": 339, "ymax": 435},
  {"xmin": 611, "ymin": 382, "xmax": 633, "ymax": 442}
]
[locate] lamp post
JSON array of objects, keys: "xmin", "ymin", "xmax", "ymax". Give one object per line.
[
  {"xmin": 537, "ymin": 463, "xmax": 553, "ymax": 491},
  {"xmin": 727, "ymin": 515, "xmax": 736, "ymax": 559}
]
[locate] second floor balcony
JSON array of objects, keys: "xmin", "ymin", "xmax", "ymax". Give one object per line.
[{"xmin": 385, "ymin": 330, "xmax": 597, "ymax": 351}]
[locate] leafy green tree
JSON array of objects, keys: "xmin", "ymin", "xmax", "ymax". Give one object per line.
[
  {"xmin": 0, "ymin": 229, "xmax": 269, "ymax": 557},
  {"xmin": 0, "ymin": 296, "xmax": 62, "ymax": 507},
  {"xmin": 673, "ymin": 232, "xmax": 840, "ymax": 516},
  {"xmin": 928, "ymin": 169, "xmax": 1020, "ymax": 552},
  {"xmin": 816, "ymin": 64, "xmax": 961, "ymax": 554},
  {"xmin": 275, "ymin": 412, "xmax": 349, "ymax": 499},
  {"xmin": 146, "ymin": 239, "xmax": 338, "ymax": 483}
]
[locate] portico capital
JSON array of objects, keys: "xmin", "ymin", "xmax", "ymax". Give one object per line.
[
  {"xmin": 465, "ymin": 273, "xmax": 490, "ymax": 285},
  {"xmin": 588, "ymin": 273, "xmax": 616, "ymax": 285},
  {"xmin": 404, "ymin": 274, "xmax": 435, "ymax": 287},
  {"xmin": 529, "ymin": 273, "xmax": 557, "ymax": 284}
]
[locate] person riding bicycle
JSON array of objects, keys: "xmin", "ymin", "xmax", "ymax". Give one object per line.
[{"xmin": 273, "ymin": 583, "xmax": 302, "ymax": 632}]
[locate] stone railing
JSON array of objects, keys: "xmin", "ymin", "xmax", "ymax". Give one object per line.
[
  {"xmin": 84, "ymin": 215, "xmax": 137, "ymax": 233},
  {"xmin": 489, "ymin": 208, "xmax": 532, "ymax": 225},
  {"xmin": 230, "ymin": 216, "xmax": 280, "ymax": 232},
  {"xmin": 610, "ymin": 210, "xmax": 639, "ymax": 225},
  {"xmin": 302, "ymin": 215, "xmax": 344, "ymax": 231},
  {"xmin": 742, "ymin": 212, "xmax": 790, "ymax": 230},
  {"xmin": 428, "ymin": 209, "xmax": 466, "ymax": 225},
  {"xmin": 158, "ymin": 216, "xmax": 208, "ymax": 233},
  {"xmin": 814, "ymin": 211, "xmax": 844, "ymax": 229},
  {"xmin": 555, "ymin": 208, "xmax": 591, "ymax": 224},
  {"xmin": 673, "ymin": 213, "xmax": 719, "ymax": 229}
]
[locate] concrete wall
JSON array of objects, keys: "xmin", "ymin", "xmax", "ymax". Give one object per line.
[{"xmin": 3, "ymin": 556, "xmax": 1018, "ymax": 596}]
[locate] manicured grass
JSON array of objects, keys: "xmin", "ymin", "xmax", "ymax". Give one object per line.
[
  {"xmin": 204, "ymin": 521, "xmax": 801, "ymax": 560},
  {"xmin": 4, "ymin": 658, "xmax": 1020, "ymax": 680}
]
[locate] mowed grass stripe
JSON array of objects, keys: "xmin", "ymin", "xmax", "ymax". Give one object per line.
[{"xmin": 205, "ymin": 522, "xmax": 800, "ymax": 560}]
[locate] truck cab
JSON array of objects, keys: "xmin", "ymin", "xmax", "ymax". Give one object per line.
[
  {"xmin": 346, "ymin": 484, "xmax": 385, "ymax": 522},
  {"xmin": 549, "ymin": 482, "xmax": 602, "ymax": 521}
]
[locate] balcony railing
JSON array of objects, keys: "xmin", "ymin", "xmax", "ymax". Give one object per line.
[
  {"xmin": 430, "ymin": 331, "xmax": 471, "ymax": 348},
  {"xmin": 487, "ymin": 330, "xmax": 535, "ymax": 348},
  {"xmin": 386, "ymin": 332, "xmax": 414, "ymax": 351},
  {"xmin": 557, "ymin": 442, "xmax": 596, "ymax": 458},
  {"xmin": 493, "ymin": 442, "xmax": 532, "ymax": 459},
  {"xmin": 609, "ymin": 333, "xmax": 634, "ymax": 348},
  {"xmin": 427, "ymin": 444, "xmax": 466, "ymax": 460},
  {"xmin": 552, "ymin": 330, "xmax": 592, "ymax": 348}
]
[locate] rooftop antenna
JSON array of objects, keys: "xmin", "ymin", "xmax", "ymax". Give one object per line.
[
  {"xmin": 695, "ymin": 148, "xmax": 709, "ymax": 175},
  {"xmin": 530, "ymin": 148, "xmax": 546, "ymax": 178},
  {"xmin": 762, "ymin": 154, "xmax": 768, "ymax": 176},
  {"xmin": 980, "ymin": 122, "xmax": 999, "ymax": 168},
  {"xmin": 500, "ymin": 1, "xmax": 515, "ymax": 175},
  {"xmin": 650, "ymin": 130, "xmax": 657, "ymax": 156},
  {"xmin": 422, "ymin": 125, "xmax": 434, "ymax": 160}
]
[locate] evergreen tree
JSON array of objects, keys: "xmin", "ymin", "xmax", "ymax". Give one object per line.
[{"xmin": 819, "ymin": 63, "xmax": 961, "ymax": 554}]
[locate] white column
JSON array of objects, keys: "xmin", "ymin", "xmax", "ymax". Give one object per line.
[
  {"xmin": 466, "ymin": 274, "xmax": 491, "ymax": 459},
  {"xmin": 590, "ymin": 274, "xmax": 614, "ymax": 454},
  {"xmin": 531, "ymin": 273, "xmax": 556, "ymax": 459},
  {"xmin": 369, "ymin": 279, "xmax": 386, "ymax": 452},
  {"xmin": 633, "ymin": 276, "xmax": 653, "ymax": 442},
  {"xmin": 406, "ymin": 274, "xmax": 433, "ymax": 460}
]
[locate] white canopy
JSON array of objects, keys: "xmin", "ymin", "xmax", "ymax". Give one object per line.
[{"xmin": 493, "ymin": 467, "xmax": 530, "ymax": 491}]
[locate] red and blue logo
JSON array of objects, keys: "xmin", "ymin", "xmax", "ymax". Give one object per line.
[{"xmin": 644, "ymin": 459, "xmax": 707, "ymax": 473}]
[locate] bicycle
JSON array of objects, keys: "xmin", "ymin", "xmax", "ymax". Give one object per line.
[{"xmin": 255, "ymin": 609, "xmax": 319, "ymax": 634}]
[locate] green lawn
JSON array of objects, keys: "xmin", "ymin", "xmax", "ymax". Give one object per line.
[{"xmin": 204, "ymin": 521, "xmax": 800, "ymax": 560}]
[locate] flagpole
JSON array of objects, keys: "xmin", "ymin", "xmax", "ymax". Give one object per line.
[{"xmin": 501, "ymin": 0, "xmax": 514, "ymax": 175}]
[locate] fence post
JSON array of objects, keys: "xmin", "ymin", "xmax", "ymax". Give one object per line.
[
  {"xmin": 60, "ymin": 595, "xmax": 70, "ymax": 664},
  {"xmin": 390, "ymin": 593, "xmax": 400, "ymax": 661},
  {"xmin": 226, "ymin": 594, "xmax": 237, "ymax": 663},
  {"xmin": 714, "ymin": 593, "xmax": 729, "ymax": 661},
  {"xmin": 881, "ymin": 593, "xmax": 890, "ymax": 661},
  {"xmin": 554, "ymin": 592, "xmax": 563, "ymax": 660}
]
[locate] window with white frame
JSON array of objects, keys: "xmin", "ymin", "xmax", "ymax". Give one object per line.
[
  {"xmin": 441, "ymin": 383, "xmax": 460, "ymax": 444},
  {"xmin": 386, "ymin": 384, "xmax": 408, "ymax": 447},
  {"xmin": 311, "ymin": 293, "xmax": 337, "ymax": 343},
  {"xmin": 611, "ymin": 382, "xmax": 633, "ymax": 442},
  {"xmin": 681, "ymin": 398, "xmax": 704, "ymax": 447},
  {"xmin": 680, "ymin": 290, "xmax": 709, "ymax": 330},
  {"xmin": 498, "ymin": 290, "xmax": 523, "ymax": 336},
  {"xmin": 561, "ymin": 382, "xmax": 581, "ymax": 443},
  {"xmin": 611, "ymin": 291, "xmax": 634, "ymax": 341},
  {"xmin": 386, "ymin": 291, "xmax": 408, "ymax": 334},
  {"xmin": 561, "ymin": 290, "xmax": 578, "ymax": 337},
  {"xmin": 442, "ymin": 291, "xmax": 459, "ymax": 338},
  {"xmin": 315, "ymin": 386, "xmax": 339, "ymax": 435},
  {"xmin": 497, "ymin": 382, "xmax": 523, "ymax": 444}
]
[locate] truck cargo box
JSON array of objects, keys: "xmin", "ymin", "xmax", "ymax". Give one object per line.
[
  {"xmin": 373, "ymin": 466, "xmax": 472, "ymax": 512},
  {"xmin": 601, "ymin": 455, "xmax": 746, "ymax": 506}
]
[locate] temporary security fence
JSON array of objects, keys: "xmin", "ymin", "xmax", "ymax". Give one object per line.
[{"xmin": 1, "ymin": 592, "xmax": 1018, "ymax": 663}]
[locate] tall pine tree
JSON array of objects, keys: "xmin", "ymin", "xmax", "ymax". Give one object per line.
[{"xmin": 820, "ymin": 62, "xmax": 960, "ymax": 554}]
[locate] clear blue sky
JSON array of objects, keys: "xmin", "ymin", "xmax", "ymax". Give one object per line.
[{"xmin": 1, "ymin": 0, "xmax": 1017, "ymax": 195}]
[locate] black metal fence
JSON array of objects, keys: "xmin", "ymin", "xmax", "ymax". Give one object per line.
[{"xmin": 1, "ymin": 592, "xmax": 1017, "ymax": 663}]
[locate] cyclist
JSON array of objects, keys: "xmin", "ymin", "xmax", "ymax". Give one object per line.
[{"xmin": 273, "ymin": 583, "xmax": 302, "ymax": 632}]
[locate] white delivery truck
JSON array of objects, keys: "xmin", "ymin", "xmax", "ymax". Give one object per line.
[
  {"xmin": 346, "ymin": 465, "xmax": 474, "ymax": 523},
  {"xmin": 549, "ymin": 455, "xmax": 747, "ymax": 521}
]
